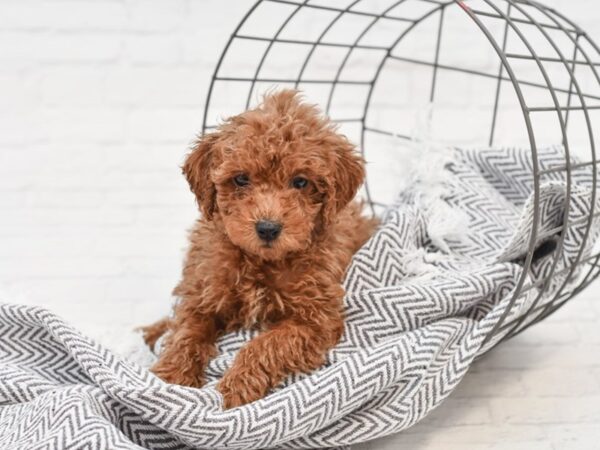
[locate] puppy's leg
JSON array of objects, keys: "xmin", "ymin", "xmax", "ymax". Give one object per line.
[
  {"xmin": 151, "ymin": 309, "xmax": 220, "ymax": 388},
  {"xmin": 138, "ymin": 317, "xmax": 170, "ymax": 351},
  {"xmin": 218, "ymin": 313, "xmax": 343, "ymax": 409}
]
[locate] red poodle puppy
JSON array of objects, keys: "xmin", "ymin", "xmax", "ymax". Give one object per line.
[{"xmin": 141, "ymin": 90, "xmax": 377, "ymax": 409}]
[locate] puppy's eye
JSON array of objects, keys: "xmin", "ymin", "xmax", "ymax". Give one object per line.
[
  {"xmin": 233, "ymin": 174, "xmax": 250, "ymax": 187},
  {"xmin": 291, "ymin": 176, "xmax": 309, "ymax": 189}
]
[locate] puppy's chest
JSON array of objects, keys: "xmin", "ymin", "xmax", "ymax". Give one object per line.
[{"xmin": 232, "ymin": 268, "xmax": 293, "ymax": 328}]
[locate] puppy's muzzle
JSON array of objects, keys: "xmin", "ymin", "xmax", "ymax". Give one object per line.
[{"xmin": 255, "ymin": 220, "xmax": 282, "ymax": 243}]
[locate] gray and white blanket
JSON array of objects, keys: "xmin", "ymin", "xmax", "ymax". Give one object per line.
[{"xmin": 1, "ymin": 146, "xmax": 598, "ymax": 449}]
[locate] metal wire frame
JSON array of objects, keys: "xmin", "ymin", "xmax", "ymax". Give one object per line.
[
  {"xmin": 201, "ymin": 0, "xmax": 600, "ymax": 347},
  {"xmin": 477, "ymin": 0, "xmax": 597, "ymax": 348}
]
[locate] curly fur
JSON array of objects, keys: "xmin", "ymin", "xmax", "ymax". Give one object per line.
[{"xmin": 140, "ymin": 90, "xmax": 377, "ymax": 409}]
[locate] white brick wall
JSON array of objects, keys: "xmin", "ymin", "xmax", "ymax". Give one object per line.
[
  {"xmin": 1, "ymin": 1, "xmax": 599, "ymax": 448},
  {"xmin": 0, "ymin": 0, "xmax": 256, "ymax": 329}
]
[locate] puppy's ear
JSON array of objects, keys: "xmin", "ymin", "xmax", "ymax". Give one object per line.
[
  {"xmin": 321, "ymin": 138, "xmax": 365, "ymax": 228},
  {"xmin": 333, "ymin": 140, "xmax": 365, "ymax": 212},
  {"xmin": 183, "ymin": 133, "xmax": 219, "ymax": 220}
]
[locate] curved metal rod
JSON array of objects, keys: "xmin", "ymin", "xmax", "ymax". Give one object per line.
[
  {"xmin": 326, "ymin": 0, "xmax": 416, "ymax": 218},
  {"xmin": 429, "ymin": 7, "xmax": 446, "ymax": 102},
  {"xmin": 502, "ymin": 0, "xmax": 599, "ymax": 336},
  {"xmin": 244, "ymin": 0, "xmax": 309, "ymax": 110},
  {"xmin": 489, "ymin": 3, "xmax": 512, "ymax": 146},
  {"xmin": 360, "ymin": 4, "xmax": 448, "ymax": 216},
  {"xmin": 293, "ymin": 0, "xmax": 363, "ymax": 90},
  {"xmin": 325, "ymin": 0, "xmax": 411, "ymax": 114},
  {"xmin": 201, "ymin": 0, "xmax": 263, "ymax": 134},
  {"xmin": 532, "ymin": 0, "xmax": 600, "ymax": 299},
  {"xmin": 522, "ymin": 0, "xmax": 600, "ymax": 302},
  {"xmin": 265, "ymin": 0, "xmax": 418, "ymax": 24},
  {"xmin": 450, "ymin": 0, "xmax": 542, "ymax": 348},
  {"xmin": 478, "ymin": 0, "xmax": 584, "ymax": 346}
]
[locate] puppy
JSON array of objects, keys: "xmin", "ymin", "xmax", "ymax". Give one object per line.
[{"xmin": 140, "ymin": 90, "xmax": 377, "ymax": 409}]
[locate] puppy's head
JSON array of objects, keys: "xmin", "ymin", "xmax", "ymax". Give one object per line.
[{"xmin": 183, "ymin": 90, "xmax": 365, "ymax": 261}]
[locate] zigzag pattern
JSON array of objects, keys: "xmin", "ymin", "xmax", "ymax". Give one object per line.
[{"xmin": 0, "ymin": 147, "xmax": 598, "ymax": 449}]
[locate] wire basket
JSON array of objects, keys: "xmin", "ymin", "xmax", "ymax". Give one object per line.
[{"xmin": 201, "ymin": 0, "xmax": 600, "ymax": 347}]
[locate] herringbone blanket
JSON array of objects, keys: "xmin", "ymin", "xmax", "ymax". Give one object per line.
[{"xmin": 1, "ymin": 146, "xmax": 598, "ymax": 449}]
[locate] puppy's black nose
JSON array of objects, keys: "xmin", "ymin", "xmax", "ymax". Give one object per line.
[{"xmin": 255, "ymin": 220, "xmax": 282, "ymax": 242}]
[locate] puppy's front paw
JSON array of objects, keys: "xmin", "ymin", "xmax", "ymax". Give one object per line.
[
  {"xmin": 217, "ymin": 370, "xmax": 268, "ymax": 409},
  {"xmin": 137, "ymin": 319, "xmax": 169, "ymax": 351},
  {"xmin": 151, "ymin": 359, "xmax": 205, "ymax": 388}
]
